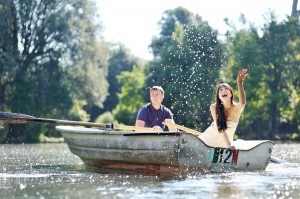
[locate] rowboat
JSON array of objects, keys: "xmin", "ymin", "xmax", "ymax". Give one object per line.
[{"xmin": 56, "ymin": 125, "xmax": 275, "ymax": 175}]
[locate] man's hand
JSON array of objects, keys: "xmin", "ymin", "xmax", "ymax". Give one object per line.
[
  {"xmin": 163, "ymin": 119, "xmax": 177, "ymax": 132},
  {"xmin": 153, "ymin": 125, "xmax": 163, "ymax": 132},
  {"xmin": 163, "ymin": 119, "xmax": 173, "ymax": 125}
]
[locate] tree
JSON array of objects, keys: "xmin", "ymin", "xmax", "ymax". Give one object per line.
[
  {"xmin": 112, "ymin": 66, "xmax": 146, "ymax": 125},
  {"xmin": 224, "ymin": 14, "xmax": 300, "ymax": 139},
  {"xmin": 101, "ymin": 44, "xmax": 142, "ymax": 116},
  {"xmin": 147, "ymin": 7, "xmax": 223, "ymax": 130},
  {"xmin": 0, "ymin": 0, "xmax": 109, "ymax": 143},
  {"xmin": 223, "ymin": 26, "xmax": 268, "ymax": 139},
  {"xmin": 66, "ymin": 0, "xmax": 109, "ymax": 111},
  {"xmin": 260, "ymin": 16, "xmax": 300, "ymax": 137},
  {"xmin": 0, "ymin": 1, "xmax": 18, "ymax": 110},
  {"xmin": 149, "ymin": 6, "xmax": 193, "ymax": 58},
  {"xmin": 292, "ymin": 0, "xmax": 299, "ymax": 17},
  {"xmin": 86, "ymin": 43, "xmax": 144, "ymax": 121}
]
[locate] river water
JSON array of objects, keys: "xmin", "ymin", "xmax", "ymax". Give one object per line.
[{"xmin": 0, "ymin": 142, "xmax": 299, "ymax": 199}]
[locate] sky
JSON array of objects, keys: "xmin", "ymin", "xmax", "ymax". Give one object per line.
[{"xmin": 97, "ymin": 0, "xmax": 295, "ymax": 60}]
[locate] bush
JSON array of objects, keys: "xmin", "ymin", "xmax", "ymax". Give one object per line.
[{"xmin": 95, "ymin": 112, "xmax": 115, "ymax": 123}]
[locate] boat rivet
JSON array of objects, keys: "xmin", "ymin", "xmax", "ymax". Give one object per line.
[{"xmin": 182, "ymin": 138, "xmax": 186, "ymax": 144}]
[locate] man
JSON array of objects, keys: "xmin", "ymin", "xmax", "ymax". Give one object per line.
[{"xmin": 135, "ymin": 86, "xmax": 177, "ymax": 132}]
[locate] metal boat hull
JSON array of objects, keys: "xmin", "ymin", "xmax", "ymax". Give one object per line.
[{"xmin": 56, "ymin": 126, "xmax": 274, "ymax": 174}]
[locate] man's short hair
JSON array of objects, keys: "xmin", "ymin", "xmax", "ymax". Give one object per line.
[{"xmin": 150, "ymin": 86, "xmax": 164, "ymax": 95}]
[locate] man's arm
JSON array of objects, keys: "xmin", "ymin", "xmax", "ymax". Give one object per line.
[
  {"xmin": 135, "ymin": 119, "xmax": 163, "ymax": 132},
  {"xmin": 135, "ymin": 120, "xmax": 145, "ymax": 127},
  {"xmin": 135, "ymin": 107, "xmax": 146, "ymax": 127},
  {"xmin": 164, "ymin": 119, "xmax": 177, "ymax": 132}
]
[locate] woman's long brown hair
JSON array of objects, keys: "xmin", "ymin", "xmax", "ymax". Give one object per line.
[{"xmin": 215, "ymin": 83, "xmax": 233, "ymax": 132}]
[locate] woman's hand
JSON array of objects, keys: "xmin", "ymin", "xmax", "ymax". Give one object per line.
[
  {"xmin": 237, "ymin": 69, "xmax": 248, "ymax": 83},
  {"xmin": 229, "ymin": 145, "xmax": 236, "ymax": 151},
  {"xmin": 236, "ymin": 69, "xmax": 248, "ymax": 108}
]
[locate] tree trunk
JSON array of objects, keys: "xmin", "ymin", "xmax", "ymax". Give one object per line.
[{"xmin": 292, "ymin": 0, "xmax": 299, "ymax": 16}]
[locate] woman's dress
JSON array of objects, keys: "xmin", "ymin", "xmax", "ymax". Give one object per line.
[{"xmin": 199, "ymin": 121, "xmax": 238, "ymax": 148}]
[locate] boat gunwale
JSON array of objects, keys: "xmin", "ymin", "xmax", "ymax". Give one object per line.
[
  {"xmin": 56, "ymin": 125, "xmax": 275, "ymax": 151},
  {"xmin": 56, "ymin": 125, "xmax": 180, "ymax": 136}
]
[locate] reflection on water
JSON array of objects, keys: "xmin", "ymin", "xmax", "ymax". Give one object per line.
[{"xmin": 0, "ymin": 143, "xmax": 299, "ymax": 198}]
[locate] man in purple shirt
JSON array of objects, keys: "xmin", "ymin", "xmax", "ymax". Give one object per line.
[{"xmin": 135, "ymin": 86, "xmax": 177, "ymax": 132}]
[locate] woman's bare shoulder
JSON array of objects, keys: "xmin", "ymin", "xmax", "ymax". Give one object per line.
[
  {"xmin": 233, "ymin": 101, "xmax": 245, "ymax": 112},
  {"xmin": 210, "ymin": 103, "xmax": 216, "ymax": 110}
]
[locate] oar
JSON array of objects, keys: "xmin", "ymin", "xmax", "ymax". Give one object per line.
[
  {"xmin": 269, "ymin": 156, "xmax": 284, "ymax": 164},
  {"xmin": 165, "ymin": 122, "xmax": 201, "ymax": 136},
  {"xmin": 0, "ymin": 111, "xmax": 157, "ymax": 132}
]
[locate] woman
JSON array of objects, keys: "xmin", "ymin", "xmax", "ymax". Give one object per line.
[{"xmin": 199, "ymin": 69, "xmax": 248, "ymax": 149}]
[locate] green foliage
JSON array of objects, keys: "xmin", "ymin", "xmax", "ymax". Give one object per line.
[
  {"xmin": 149, "ymin": 6, "xmax": 193, "ymax": 57},
  {"xmin": 112, "ymin": 66, "xmax": 146, "ymax": 125},
  {"xmin": 148, "ymin": 7, "xmax": 223, "ymax": 130},
  {"xmin": 224, "ymin": 27, "xmax": 269, "ymax": 138},
  {"xmin": 95, "ymin": 112, "xmax": 115, "ymax": 123},
  {"xmin": 0, "ymin": 0, "xmax": 109, "ymax": 143},
  {"xmin": 259, "ymin": 16, "xmax": 300, "ymax": 137},
  {"xmin": 69, "ymin": 100, "xmax": 90, "ymax": 122},
  {"xmin": 1, "ymin": 3, "xmax": 299, "ymax": 142},
  {"xmin": 103, "ymin": 44, "xmax": 142, "ymax": 112},
  {"xmin": 66, "ymin": 0, "xmax": 109, "ymax": 108},
  {"xmin": 224, "ymin": 14, "xmax": 300, "ymax": 139},
  {"xmin": 0, "ymin": 124, "xmax": 9, "ymax": 142},
  {"xmin": 291, "ymin": 133, "xmax": 299, "ymax": 140},
  {"xmin": 0, "ymin": 1, "xmax": 18, "ymax": 110}
]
